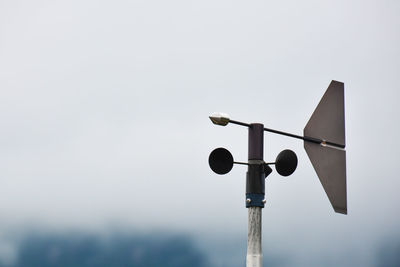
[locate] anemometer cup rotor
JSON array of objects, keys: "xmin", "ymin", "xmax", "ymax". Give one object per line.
[
  {"xmin": 275, "ymin": 149, "xmax": 298, "ymax": 177},
  {"xmin": 208, "ymin": 147, "xmax": 234, "ymax": 175}
]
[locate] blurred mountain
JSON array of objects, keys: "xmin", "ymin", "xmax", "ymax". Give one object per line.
[
  {"xmin": 1, "ymin": 231, "xmax": 398, "ymax": 267},
  {"xmin": 0, "ymin": 232, "xmax": 209, "ymax": 267}
]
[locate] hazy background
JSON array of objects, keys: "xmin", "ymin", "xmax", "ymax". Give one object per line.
[{"xmin": 1, "ymin": 0, "xmax": 399, "ymax": 266}]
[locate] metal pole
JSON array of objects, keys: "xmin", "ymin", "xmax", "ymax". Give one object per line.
[
  {"xmin": 246, "ymin": 123, "xmax": 264, "ymax": 267},
  {"xmin": 247, "ymin": 207, "xmax": 262, "ymax": 266}
]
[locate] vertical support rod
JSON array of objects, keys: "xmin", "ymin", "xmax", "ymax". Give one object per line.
[
  {"xmin": 246, "ymin": 123, "xmax": 264, "ymax": 267},
  {"xmin": 248, "ymin": 124, "xmax": 264, "ymax": 160},
  {"xmin": 247, "ymin": 207, "xmax": 262, "ymax": 267}
]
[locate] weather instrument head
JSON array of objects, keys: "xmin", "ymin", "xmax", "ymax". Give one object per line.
[
  {"xmin": 208, "ymin": 80, "xmax": 347, "ymax": 214},
  {"xmin": 209, "ymin": 147, "xmax": 298, "ymax": 177}
]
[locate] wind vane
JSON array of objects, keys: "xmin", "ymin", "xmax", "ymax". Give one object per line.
[{"xmin": 208, "ymin": 80, "xmax": 347, "ymax": 267}]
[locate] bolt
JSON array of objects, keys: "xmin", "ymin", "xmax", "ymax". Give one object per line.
[
  {"xmin": 246, "ymin": 198, "xmax": 251, "ymax": 203},
  {"xmin": 262, "ymin": 199, "xmax": 266, "ymax": 204}
]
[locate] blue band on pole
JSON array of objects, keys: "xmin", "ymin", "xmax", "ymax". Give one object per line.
[{"xmin": 246, "ymin": 193, "xmax": 265, "ymax": 208}]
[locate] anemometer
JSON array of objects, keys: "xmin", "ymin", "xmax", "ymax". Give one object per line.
[{"xmin": 208, "ymin": 80, "xmax": 347, "ymax": 267}]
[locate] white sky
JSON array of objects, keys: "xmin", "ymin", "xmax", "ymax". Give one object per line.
[{"xmin": 1, "ymin": 0, "xmax": 399, "ymax": 265}]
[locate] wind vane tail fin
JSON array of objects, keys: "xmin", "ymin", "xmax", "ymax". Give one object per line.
[{"xmin": 304, "ymin": 81, "xmax": 347, "ymax": 214}]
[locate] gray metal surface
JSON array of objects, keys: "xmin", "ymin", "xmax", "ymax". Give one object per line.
[
  {"xmin": 246, "ymin": 207, "xmax": 262, "ymax": 267},
  {"xmin": 304, "ymin": 80, "xmax": 345, "ymax": 148},
  {"xmin": 304, "ymin": 142, "xmax": 347, "ymax": 214}
]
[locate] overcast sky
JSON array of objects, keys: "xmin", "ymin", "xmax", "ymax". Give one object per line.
[{"xmin": 1, "ymin": 0, "xmax": 399, "ymax": 265}]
